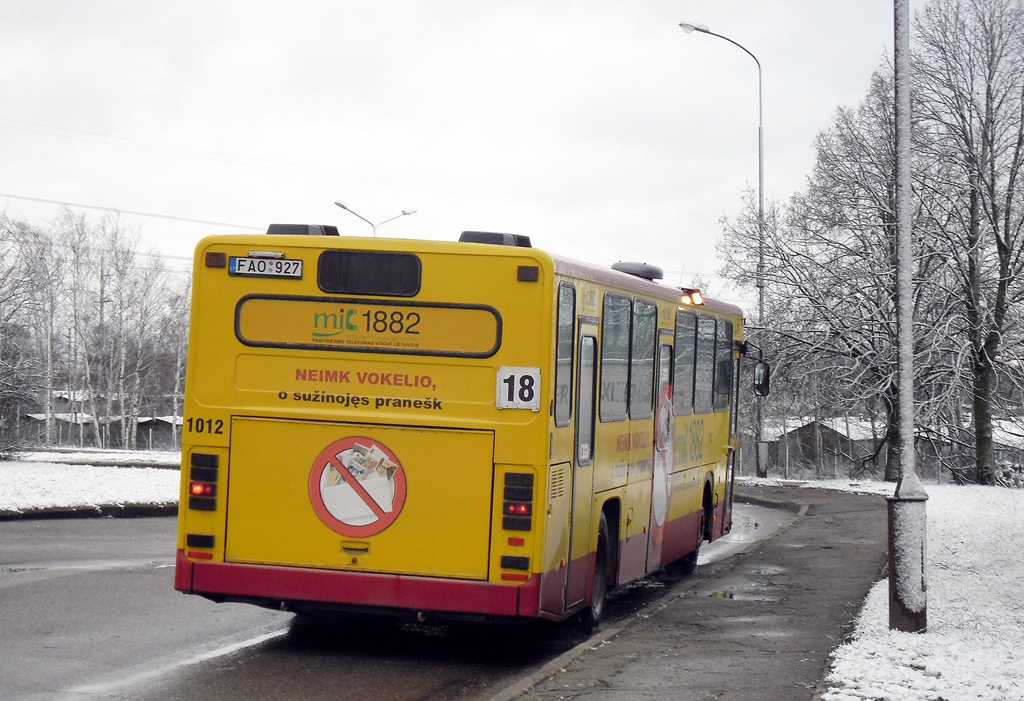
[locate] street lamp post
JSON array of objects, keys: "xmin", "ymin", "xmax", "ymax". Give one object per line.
[
  {"xmin": 888, "ymin": 0, "xmax": 927, "ymax": 634},
  {"xmin": 334, "ymin": 202, "xmax": 417, "ymax": 237},
  {"xmin": 679, "ymin": 20, "xmax": 767, "ymax": 478}
]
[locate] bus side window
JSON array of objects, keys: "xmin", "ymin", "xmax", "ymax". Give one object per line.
[
  {"xmin": 629, "ymin": 299, "xmax": 657, "ymax": 419},
  {"xmin": 577, "ymin": 336, "xmax": 597, "ymax": 464},
  {"xmin": 694, "ymin": 316, "xmax": 716, "ymax": 415},
  {"xmin": 600, "ymin": 294, "xmax": 630, "ymax": 422},
  {"xmin": 673, "ymin": 311, "xmax": 697, "ymax": 416},
  {"xmin": 714, "ymin": 319, "xmax": 733, "ymax": 412},
  {"xmin": 555, "ymin": 283, "xmax": 576, "ymax": 427}
]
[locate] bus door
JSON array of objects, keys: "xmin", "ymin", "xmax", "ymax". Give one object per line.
[
  {"xmin": 647, "ymin": 340, "xmax": 674, "ymax": 572},
  {"xmin": 541, "ymin": 283, "xmax": 575, "ymax": 617},
  {"xmin": 564, "ymin": 326, "xmax": 598, "ymax": 611},
  {"xmin": 722, "ymin": 351, "xmax": 741, "ymax": 533}
]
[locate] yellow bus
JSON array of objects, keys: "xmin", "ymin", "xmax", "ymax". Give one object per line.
[{"xmin": 174, "ymin": 226, "xmax": 766, "ymax": 628}]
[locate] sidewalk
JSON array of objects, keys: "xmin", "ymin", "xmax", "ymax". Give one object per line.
[{"xmin": 492, "ymin": 485, "xmax": 889, "ymax": 701}]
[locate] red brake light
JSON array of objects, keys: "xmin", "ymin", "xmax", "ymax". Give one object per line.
[{"xmin": 190, "ymin": 482, "xmax": 215, "ymax": 496}]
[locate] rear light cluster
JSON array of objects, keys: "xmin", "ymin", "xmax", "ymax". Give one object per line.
[
  {"xmin": 188, "ymin": 452, "xmax": 219, "ymax": 511},
  {"xmin": 502, "ymin": 472, "xmax": 534, "ymax": 531},
  {"xmin": 500, "ymin": 472, "xmax": 534, "ymax": 581},
  {"xmin": 185, "ymin": 452, "xmax": 220, "ymax": 558}
]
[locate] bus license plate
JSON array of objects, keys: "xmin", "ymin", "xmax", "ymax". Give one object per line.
[{"xmin": 229, "ymin": 257, "xmax": 303, "ymax": 278}]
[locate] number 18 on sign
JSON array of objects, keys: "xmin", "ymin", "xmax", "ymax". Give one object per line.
[{"xmin": 496, "ymin": 367, "xmax": 541, "ymax": 411}]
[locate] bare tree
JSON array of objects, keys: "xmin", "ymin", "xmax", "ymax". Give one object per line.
[
  {"xmin": 0, "ymin": 206, "xmax": 191, "ymax": 452},
  {"xmin": 720, "ymin": 69, "xmax": 954, "ymax": 481},
  {"xmin": 111, "ymin": 230, "xmax": 169, "ymax": 450},
  {"xmin": 159, "ymin": 275, "xmax": 191, "ymax": 446},
  {"xmin": 915, "ymin": 0, "xmax": 1024, "ymax": 484},
  {"xmin": 0, "ymin": 215, "xmax": 43, "ymax": 453},
  {"xmin": 53, "ymin": 209, "xmax": 106, "ymax": 447}
]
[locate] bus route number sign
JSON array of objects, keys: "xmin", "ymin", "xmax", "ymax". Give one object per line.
[{"xmin": 496, "ymin": 367, "xmax": 541, "ymax": 411}]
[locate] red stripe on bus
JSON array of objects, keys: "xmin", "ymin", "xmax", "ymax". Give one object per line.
[{"xmin": 175, "ymin": 550, "xmax": 540, "ymax": 618}]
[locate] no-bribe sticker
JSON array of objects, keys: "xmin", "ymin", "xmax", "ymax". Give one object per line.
[{"xmin": 309, "ymin": 436, "xmax": 408, "ymax": 537}]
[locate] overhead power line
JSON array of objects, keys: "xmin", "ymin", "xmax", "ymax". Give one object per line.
[
  {"xmin": 0, "ymin": 117, "xmax": 718, "ymax": 223},
  {"xmin": 0, "ymin": 192, "xmax": 263, "ymax": 231}
]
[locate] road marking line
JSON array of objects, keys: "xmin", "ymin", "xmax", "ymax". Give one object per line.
[{"xmin": 62, "ymin": 622, "xmax": 291, "ymax": 697}]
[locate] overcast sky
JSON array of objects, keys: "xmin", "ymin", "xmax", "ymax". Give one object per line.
[{"xmin": 0, "ymin": 1, "xmax": 919, "ymax": 304}]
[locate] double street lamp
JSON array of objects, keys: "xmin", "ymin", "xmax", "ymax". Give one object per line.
[
  {"xmin": 679, "ymin": 20, "xmax": 767, "ymax": 478},
  {"xmin": 334, "ymin": 202, "xmax": 417, "ymax": 237}
]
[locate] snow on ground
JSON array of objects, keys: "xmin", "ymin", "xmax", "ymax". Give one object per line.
[
  {"xmin": 811, "ymin": 480, "xmax": 1024, "ymax": 701},
  {"xmin": 0, "ymin": 450, "xmax": 179, "ymax": 512},
  {"xmin": 752, "ymin": 478, "xmax": 1024, "ymax": 701},
  {"xmin": 19, "ymin": 449, "xmax": 180, "ymax": 467},
  {"xmin": 2, "ymin": 454, "xmax": 1022, "ymax": 698}
]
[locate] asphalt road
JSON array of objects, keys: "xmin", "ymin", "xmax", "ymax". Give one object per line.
[
  {"xmin": 0, "ymin": 485, "xmax": 885, "ymax": 700},
  {"xmin": 0, "ymin": 518, "xmax": 290, "ymax": 701}
]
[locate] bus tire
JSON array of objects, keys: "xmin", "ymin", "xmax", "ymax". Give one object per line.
[
  {"xmin": 675, "ymin": 549, "xmax": 699, "ymax": 576},
  {"xmin": 681, "ymin": 507, "xmax": 706, "ymax": 575},
  {"xmin": 579, "ymin": 513, "xmax": 610, "ymax": 632}
]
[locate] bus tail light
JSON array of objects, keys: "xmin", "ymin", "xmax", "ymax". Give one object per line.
[
  {"xmin": 187, "ymin": 534, "xmax": 216, "ymax": 548},
  {"xmin": 205, "ymin": 252, "xmax": 227, "ymax": 268},
  {"xmin": 500, "ymin": 555, "xmax": 530, "ymax": 571},
  {"xmin": 502, "ymin": 472, "xmax": 534, "ymax": 531},
  {"xmin": 189, "ymin": 482, "xmax": 216, "ymax": 497},
  {"xmin": 188, "ymin": 452, "xmax": 219, "ymax": 511},
  {"xmin": 186, "ymin": 533, "xmax": 216, "ymax": 558},
  {"xmin": 500, "ymin": 554, "xmax": 531, "ymax": 581}
]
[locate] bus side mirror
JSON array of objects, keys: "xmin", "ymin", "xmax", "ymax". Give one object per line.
[{"xmin": 753, "ymin": 361, "xmax": 771, "ymax": 397}]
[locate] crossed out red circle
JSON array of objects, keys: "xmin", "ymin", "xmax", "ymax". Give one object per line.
[{"xmin": 309, "ymin": 436, "xmax": 408, "ymax": 537}]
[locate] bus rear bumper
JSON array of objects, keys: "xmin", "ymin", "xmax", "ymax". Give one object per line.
[{"xmin": 175, "ymin": 550, "xmax": 541, "ymax": 620}]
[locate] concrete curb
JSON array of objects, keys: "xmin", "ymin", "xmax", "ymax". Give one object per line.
[
  {"xmin": 734, "ymin": 486, "xmax": 806, "ymax": 514},
  {"xmin": 0, "ymin": 502, "xmax": 178, "ymax": 521}
]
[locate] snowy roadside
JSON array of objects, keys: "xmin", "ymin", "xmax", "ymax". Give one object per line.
[
  {"xmin": 0, "ymin": 450, "xmax": 179, "ymax": 515},
  {"xmin": 815, "ymin": 481, "xmax": 1024, "ymax": 701},
  {"xmin": 741, "ymin": 478, "xmax": 1024, "ymax": 700}
]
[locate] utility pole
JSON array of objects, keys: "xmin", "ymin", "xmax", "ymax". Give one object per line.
[{"xmin": 888, "ymin": 0, "xmax": 928, "ymax": 633}]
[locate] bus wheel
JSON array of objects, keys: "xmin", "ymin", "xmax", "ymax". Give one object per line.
[{"xmin": 579, "ymin": 513, "xmax": 610, "ymax": 632}]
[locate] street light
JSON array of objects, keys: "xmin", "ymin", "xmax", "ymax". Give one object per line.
[
  {"xmin": 334, "ymin": 202, "xmax": 417, "ymax": 237},
  {"xmin": 680, "ymin": 20, "xmax": 767, "ymax": 478}
]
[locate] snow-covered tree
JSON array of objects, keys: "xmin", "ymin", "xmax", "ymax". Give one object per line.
[{"xmin": 915, "ymin": 0, "xmax": 1024, "ymax": 484}]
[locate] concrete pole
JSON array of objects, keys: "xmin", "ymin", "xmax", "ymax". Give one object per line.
[{"xmin": 888, "ymin": 0, "xmax": 928, "ymax": 633}]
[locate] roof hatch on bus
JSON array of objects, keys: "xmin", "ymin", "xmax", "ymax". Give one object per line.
[
  {"xmin": 459, "ymin": 231, "xmax": 532, "ymax": 248},
  {"xmin": 267, "ymin": 224, "xmax": 340, "ymax": 236},
  {"xmin": 611, "ymin": 261, "xmax": 663, "ymax": 281}
]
